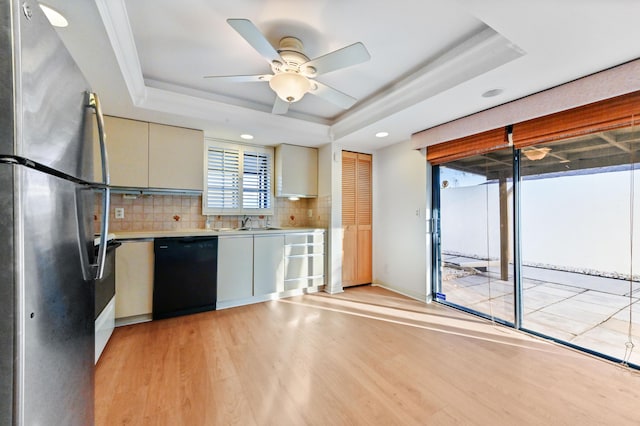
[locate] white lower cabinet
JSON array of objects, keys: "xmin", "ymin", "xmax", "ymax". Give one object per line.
[
  {"xmin": 95, "ymin": 297, "xmax": 115, "ymax": 363},
  {"xmin": 217, "ymin": 235, "xmax": 254, "ymax": 302},
  {"xmin": 253, "ymin": 234, "xmax": 285, "ymax": 296},
  {"xmin": 284, "ymin": 232, "xmax": 325, "ymax": 290},
  {"xmin": 216, "ymin": 230, "xmax": 325, "ymax": 308}
]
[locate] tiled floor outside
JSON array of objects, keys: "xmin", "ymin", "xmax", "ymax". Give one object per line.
[{"xmin": 441, "ymin": 255, "xmax": 640, "ymax": 366}]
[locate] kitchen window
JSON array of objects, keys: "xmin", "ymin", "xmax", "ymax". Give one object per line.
[{"xmin": 203, "ymin": 139, "xmax": 273, "ymax": 215}]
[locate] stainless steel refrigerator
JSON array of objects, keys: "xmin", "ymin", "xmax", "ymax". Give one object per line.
[{"xmin": 1, "ymin": 1, "xmax": 110, "ymax": 424}]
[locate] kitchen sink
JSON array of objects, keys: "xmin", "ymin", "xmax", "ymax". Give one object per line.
[
  {"xmin": 208, "ymin": 226, "xmax": 283, "ymax": 232},
  {"xmin": 235, "ymin": 226, "xmax": 282, "ymax": 231}
]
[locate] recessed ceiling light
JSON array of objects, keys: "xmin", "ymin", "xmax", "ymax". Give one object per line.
[
  {"xmin": 375, "ymin": 132, "xmax": 389, "ymax": 138},
  {"xmin": 240, "ymin": 134, "xmax": 254, "ymax": 140},
  {"xmin": 482, "ymin": 88, "xmax": 503, "ymax": 98},
  {"xmin": 39, "ymin": 4, "xmax": 68, "ymax": 28}
]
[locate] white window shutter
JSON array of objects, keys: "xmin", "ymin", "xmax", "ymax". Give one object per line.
[
  {"xmin": 203, "ymin": 140, "xmax": 273, "ymax": 215},
  {"xmin": 243, "ymin": 150, "xmax": 272, "ymax": 210}
]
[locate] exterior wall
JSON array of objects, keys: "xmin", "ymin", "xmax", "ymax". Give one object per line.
[
  {"xmin": 441, "ymin": 169, "xmax": 640, "ymax": 278},
  {"xmin": 441, "ymin": 184, "xmax": 506, "ymax": 261}
]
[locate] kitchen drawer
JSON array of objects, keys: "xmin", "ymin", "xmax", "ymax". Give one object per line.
[
  {"xmin": 285, "ymin": 254, "xmax": 325, "ymax": 281},
  {"xmin": 285, "ymin": 242, "xmax": 324, "ymax": 256},
  {"xmin": 285, "ymin": 232, "xmax": 324, "ymax": 245},
  {"xmin": 284, "ymin": 276, "xmax": 324, "ymax": 291}
]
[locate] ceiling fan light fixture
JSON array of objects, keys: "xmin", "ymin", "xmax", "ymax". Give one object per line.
[
  {"xmin": 303, "ymin": 65, "xmax": 317, "ymax": 77},
  {"xmin": 269, "ymin": 72, "xmax": 311, "ymax": 103}
]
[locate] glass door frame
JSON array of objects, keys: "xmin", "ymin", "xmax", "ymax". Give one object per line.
[
  {"xmin": 430, "ymin": 149, "xmax": 518, "ymax": 328},
  {"xmin": 430, "ymin": 145, "xmax": 640, "ymax": 369}
]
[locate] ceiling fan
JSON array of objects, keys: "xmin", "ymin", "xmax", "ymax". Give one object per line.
[{"xmin": 204, "ymin": 19, "xmax": 371, "ymax": 114}]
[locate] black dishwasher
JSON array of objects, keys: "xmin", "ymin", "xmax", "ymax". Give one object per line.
[{"xmin": 153, "ymin": 236, "xmax": 218, "ymax": 320}]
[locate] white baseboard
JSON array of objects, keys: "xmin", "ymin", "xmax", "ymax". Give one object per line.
[
  {"xmin": 216, "ymin": 286, "xmax": 324, "ymax": 310},
  {"xmin": 371, "ymin": 282, "xmax": 431, "ymax": 303},
  {"xmin": 115, "ymin": 313, "xmax": 152, "ymax": 327}
]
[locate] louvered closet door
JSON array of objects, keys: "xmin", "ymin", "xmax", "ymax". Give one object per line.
[
  {"xmin": 342, "ymin": 151, "xmax": 372, "ymax": 287},
  {"xmin": 356, "ymin": 155, "xmax": 372, "ymax": 283}
]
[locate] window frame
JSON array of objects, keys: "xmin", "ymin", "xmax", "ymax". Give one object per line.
[{"xmin": 203, "ymin": 139, "xmax": 274, "ymax": 216}]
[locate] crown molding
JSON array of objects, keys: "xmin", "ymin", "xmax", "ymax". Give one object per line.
[
  {"xmin": 94, "ymin": 0, "xmax": 147, "ymax": 104},
  {"xmin": 92, "ymin": 1, "xmax": 523, "ymax": 145},
  {"xmin": 144, "ymin": 78, "xmax": 331, "ymax": 126},
  {"xmin": 411, "ymin": 58, "xmax": 640, "ymax": 149},
  {"xmin": 330, "ymin": 27, "xmax": 525, "ymax": 141},
  {"xmin": 143, "ymin": 86, "xmax": 331, "ymax": 142}
]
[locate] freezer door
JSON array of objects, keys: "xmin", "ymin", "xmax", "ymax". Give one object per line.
[
  {"xmin": 17, "ymin": 0, "xmax": 93, "ymax": 181},
  {"xmin": 20, "ymin": 166, "xmax": 94, "ymax": 426},
  {"xmin": 0, "ymin": 165, "xmax": 16, "ymax": 425}
]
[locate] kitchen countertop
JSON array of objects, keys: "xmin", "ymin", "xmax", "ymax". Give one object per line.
[{"xmin": 113, "ymin": 227, "xmax": 325, "ymax": 240}]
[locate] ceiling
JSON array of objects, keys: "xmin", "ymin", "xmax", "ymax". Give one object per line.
[{"xmin": 44, "ymin": 0, "xmax": 640, "ymax": 151}]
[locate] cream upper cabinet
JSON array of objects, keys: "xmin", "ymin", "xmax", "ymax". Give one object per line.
[
  {"xmin": 94, "ymin": 117, "xmax": 204, "ymax": 190},
  {"xmin": 95, "ymin": 116, "xmax": 149, "ymax": 187},
  {"xmin": 275, "ymin": 144, "xmax": 318, "ymax": 198},
  {"xmin": 148, "ymin": 123, "xmax": 204, "ymax": 190}
]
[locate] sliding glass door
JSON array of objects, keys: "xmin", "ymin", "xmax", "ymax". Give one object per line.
[
  {"xmin": 435, "ymin": 147, "xmax": 515, "ymax": 325},
  {"xmin": 519, "ymin": 126, "xmax": 640, "ymax": 365},
  {"xmin": 432, "ymin": 123, "xmax": 640, "ymax": 366}
]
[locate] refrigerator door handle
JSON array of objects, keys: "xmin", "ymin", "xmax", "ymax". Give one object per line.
[
  {"xmin": 87, "ymin": 91, "xmax": 110, "ymax": 280},
  {"xmin": 88, "ymin": 92, "xmax": 110, "ymax": 186},
  {"xmin": 93, "ymin": 186, "xmax": 110, "ymax": 280},
  {"xmin": 76, "ymin": 186, "xmax": 111, "ymax": 281}
]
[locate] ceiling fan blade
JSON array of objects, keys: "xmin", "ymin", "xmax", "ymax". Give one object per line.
[
  {"xmin": 203, "ymin": 74, "xmax": 272, "ymax": 82},
  {"xmin": 311, "ymin": 81, "xmax": 357, "ymax": 109},
  {"xmin": 227, "ymin": 19, "xmax": 282, "ymax": 65},
  {"xmin": 302, "ymin": 42, "xmax": 371, "ymax": 76},
  {"xmin": 272, "ymin": 96, "xmax": 289, "ymax": 114}
]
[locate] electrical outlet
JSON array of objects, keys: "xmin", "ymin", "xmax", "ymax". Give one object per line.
[
  {"xmin": 115, "ymin": 207, "xmax": 124, "ymax": 219},
  {"xmin": 307, "ymin": 209, "xmax": 313, "ymax": 218}
]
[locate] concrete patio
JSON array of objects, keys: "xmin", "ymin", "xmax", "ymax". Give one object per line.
[{"xmin": 441, "ymin": 255, "xmax": 640, "ymax": 367}]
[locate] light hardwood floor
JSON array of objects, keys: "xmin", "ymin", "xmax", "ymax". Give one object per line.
[{"xmin": 95, "ymin": 286, "xmax": 640, "ymax": 425}]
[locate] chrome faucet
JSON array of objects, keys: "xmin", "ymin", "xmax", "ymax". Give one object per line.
[{"xmin": 241, "ymin": 215, "xmax": 252, "ymax": 229}]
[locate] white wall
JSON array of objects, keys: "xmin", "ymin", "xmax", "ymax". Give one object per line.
[
  {"xmin": 373, "ymin": 140, "xmax": 429, "ymax": 301},
  {"xmin": 317, "ymin": 143, "xmax": 332, "ymax": 197},
  {"xmin": 317, "ymin": 143, "xmax": 344, "ymax": 294}
]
